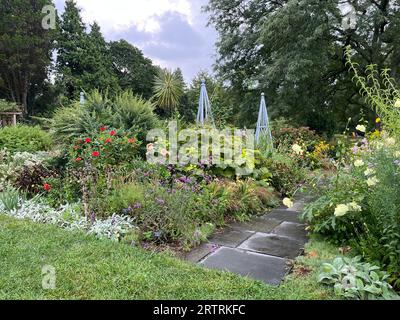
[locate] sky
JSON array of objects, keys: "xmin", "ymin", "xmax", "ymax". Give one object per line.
[{"xmin": 55, "ymin": 0, "xmax": 217, "ymax": 83}]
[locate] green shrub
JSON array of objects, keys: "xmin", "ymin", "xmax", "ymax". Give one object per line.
[
  {"xmin": 303, "ymin": 135, "xmax": 400, "ymax": 289},
  {"xmin": 48, "ymin": 90, "xmax": 160, "ymax": 143},
  {"xmin": 0, "ymin": 125, "xmax": 52, "ymax": 153},
  {"xmin": 0, "ymin": 99, "xmax": 21, "ymax": 112}
]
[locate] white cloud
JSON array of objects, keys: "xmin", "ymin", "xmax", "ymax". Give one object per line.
[{"xmin": 73, "ymin": 0, "xmax": 192, "ymax": 32}]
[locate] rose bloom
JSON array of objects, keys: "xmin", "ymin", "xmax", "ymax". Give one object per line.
[
  {"xmin": 76, "ymin": 157, "xmax": 82, "ymax": 162},
  {"xmin": 105, "ymin": 138, "xmax": 112, "ymax": 143},
  {"xmin": 92, "ymin": 151, "xmax": 100, "ymax": 157},
  {"xmin": 128, "ymin": 138, "xmax": 136, "ymax": 144},
  {"xmin": 43, "ymin": 183, "xmax": 51, "ymax": 192},
  {"xmin": 100, "ymin": 126, "xmax": 106, "ymax": 132},
  {"xmin": 85, "ymin": 138, "xmax": 91, "ymax": 143},
  {"xmin": 110, "ymin": 130, "xmax": 117, "ymax": 136}
]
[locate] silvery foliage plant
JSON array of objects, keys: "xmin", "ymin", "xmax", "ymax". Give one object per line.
[
  {"xmin": 0, "ymin": 194, "xmax": 136, "ymax": 242},
  {"xmin": 318, "ymin": 256, "xmax": 399, "ymax": 300}
]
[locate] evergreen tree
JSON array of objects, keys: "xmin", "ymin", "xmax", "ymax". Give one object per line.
[
  {"xmin": 56, "ymin": 1, "xmax": 119, "ymax": 100},
  {"xmin": 0, "ymin": 0, "xmax": 55, "ymax": 115}
]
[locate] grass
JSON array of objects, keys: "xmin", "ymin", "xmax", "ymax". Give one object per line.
[{"xmin": 0, "ymin": 214, "xmax": 341, "ymax": 300}]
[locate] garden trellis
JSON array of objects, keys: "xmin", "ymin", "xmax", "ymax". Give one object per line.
[
  {"xmin": 255, "ymin": 93, "xmax": 273, "ymax": 149},
  {"xmin": 196, "ymin": 80, "xmax": 215, "ymax": 127}
]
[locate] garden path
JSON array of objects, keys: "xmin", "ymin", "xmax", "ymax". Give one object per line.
[{"xmin": 184, "ymin": 194, "xmax": 313, "ymax": 286}]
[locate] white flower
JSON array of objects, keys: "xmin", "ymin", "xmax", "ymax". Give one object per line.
[
  {"xmin": 283, "ymin": 197, "xmax": 294, "ymax": 209},
  {"xmin": 367, "ymin": 176, "xmax": 379, "ymax": 187},
  {"xmin": 364, "ymin": 168, "xmax": 375, "ymax": 176},
  {"xmin": 395, "ymin": 151, "xmax": 400, "ymax": 157},
  {"xmin": 395, "ymin": 99, "xmax": 400, "ymax": 108},
  {"xmin": 354, "ymin": 159, "xmax": 365, "ymax": 167},
  {"xmin": 356, "ymin": 125, "xmax": 366, "ymax": 133},
  {"xmin": 348, "ymin": 202, "xmax": 362, "ymax": 212},
  {"xmin": 334, "ymin": 204, "xmax": 350, "ymax": 217},
  {"xmin": 292, "ymin": 144, "xmax": 304, "ymax": 155}
]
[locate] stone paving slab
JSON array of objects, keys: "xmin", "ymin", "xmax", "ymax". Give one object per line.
[
  {"xmin": 200, "ymin": 247, "xmax": 288, "ymax": 286},
  {"xmin": 209, "ymin": 227, "xmax": 254, "ymax": 248},
  {"xmin": 229, "ymin": 217, "xmax": 282, "ymax": 233},
  {"xmin": 263, "ymin": 209, "xmax": 303, "ymax": 224},
  {"xmin": 272, "ymin": 221, "xmax": 308, "ymax": 243},
  {"xmin": 184, "ymin": 243, "xmax": 217, "ymax": 263},
  {"xmin": 238, "ymin": 232, "xmax": 304, "ymax": 259}
]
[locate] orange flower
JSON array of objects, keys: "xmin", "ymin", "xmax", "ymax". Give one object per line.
[
  {"xmin": 128, "ymin": 138, "xmax": 136, "ymax": 144},
  {"xmin": 105, "ymin": 138, "xmax": 112, "ymax": 143}
]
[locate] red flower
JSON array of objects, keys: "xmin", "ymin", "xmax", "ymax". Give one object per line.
[
  {"xmin": 85, "ymin": 138, "xmax": 91, "ymax": 143},
  {"xmin": 100, "ymin": 126, "xmax": 106, "ymax": 132},
  {"xmin": 128, "ymin": 138, "xmax": 136, "ymax": 144},
  {"xmin": 76, "ymin": 157, "xmax": 82, "ymax": 162},
  {"xmin": 43, "ymin": 183, "xmax": 51, "ymax": 192},
  {"xmin": 92, "ymin": 151, "xmax": 100, "ymax": 157},
  {"xmin": 110, "ymin": 130, "xmax": 117, "ymax": 136},
  {"xmin": 105, "ymin": 138, "xmax": 112, "ymax": 143}
]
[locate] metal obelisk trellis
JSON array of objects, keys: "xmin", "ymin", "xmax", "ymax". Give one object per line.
[
  {"xmin": 196, "ymin": 80, "xmax": 215, "ymax": 127},
  {"xmin": 255, "ymin": 93, "xmax": 273, "ymax": 149}
]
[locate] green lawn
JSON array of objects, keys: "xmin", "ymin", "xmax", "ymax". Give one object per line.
[{"xmin": 0, "ymin": 215, "xmax": 339, "ymax": 300}]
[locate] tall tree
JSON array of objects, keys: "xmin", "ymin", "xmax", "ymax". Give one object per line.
[
  {"xmin": 110, "ymin": 40, "xmax": 157, "ymax": 99},
  {"xmin": 55, "ymin": 0, "xmax": 87, "ymax": 100},
  {"xmin": 0, "ymin": 0, "xmax": 54, "ymax": 115},
  {"xmin": 82, "ymin": 22, "xmax": 119, "ymax": 94},
  {"xmin": 206, "ymin": 0, "xmax": 400, "ymax": 132},
  {"xmin": 56, "ymin": 1, "xmax": 119, "ymax": 100}
]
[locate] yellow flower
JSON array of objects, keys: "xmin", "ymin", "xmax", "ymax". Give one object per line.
[
  {"xmin": 364, "ymin": 168, "xmax": 375, "ymax": 176},
  {"xmin": 375, "ymin": 118, "xmax": 381, "ymax": 124},
  {"xmin": 283, "ymin": 198, "xmax": 294, "ymax": 209},
  {"xmin": 356, "ymin": 125, "xmax": 366, "ymax": 133},
  {"xmin": 367, "ymin": 176, "xmax": 379, "ymax": 187},
  {"xmin": 354, "ymin": 159, "xmax": 365, "ymax": 167},
  {"xmin": 395, "ymin": 99, "xmax": 400, "ymax": 108},
  {"xmin": 334, "ymin": 204, "xmax": 350, "ymax": 217},
  {"xmin": 292, "ymin": 144, "xmax": 304, "ymax": 155}
]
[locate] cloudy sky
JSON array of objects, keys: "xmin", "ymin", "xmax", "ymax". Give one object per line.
[{"xmin": 55, "ymin": 0, "xmax": 217, "ymax": 82}]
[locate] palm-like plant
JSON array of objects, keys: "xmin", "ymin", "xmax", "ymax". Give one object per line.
[{"xmin": 152, "ymin": 69, "xmax": 184, "ymax": 112}]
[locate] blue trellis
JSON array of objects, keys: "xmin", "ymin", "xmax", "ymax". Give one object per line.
[
  {"xmin": 196, "ymin": 80, "xmax": 215, "ymax": 127},
  {"xmin": 255, "ymin": 93, "xmax": 273, "ymax": 149}
]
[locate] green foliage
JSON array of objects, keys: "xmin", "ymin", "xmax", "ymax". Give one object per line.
[
  {"xmin": 0, "ymin": 185, "xmax": 20, "ymax": 211},
  {"xmin": 303, "ymin": 136, "xmax": 400, "ymax": 289},
  {"xmin": 0, "ymin": 125, "xmax": 52, "ymax": 153},
  {"xmin": 346, "ymin": 49, "xmax": 400, "ymax": 136},
  {"xmin": 0, "ymin": 99, "xmax": 21, "ymax": 112},
  {"xmin": 48, "ymin": 90, "xmax": 159, "ymax": 143},
  {"xmin": 56, "ymin": 1, "xmax": 119, "ymax": 100},
  {"xmin": 206, "ymin": 0, "xmax": 400, "ymax": 133},
  {"xmin": 0, "ymin": 0, "xmax": 54, "ymax": 114},
  {"xmin": 318, "ymin": 256, "xmax": 398, "ymax": 300},
  {"xmin": 110, "ymin": 40, "xmax": 157, "ymax": 99},
  {"xmin": 152, "ymin": 69, "xmax": 184, "ymax": 113}
]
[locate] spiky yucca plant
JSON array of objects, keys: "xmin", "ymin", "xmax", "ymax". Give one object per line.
[{"xmin": 152, "ymin": 69, "xmax": 184, "ymax": 112}]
